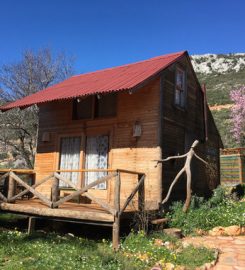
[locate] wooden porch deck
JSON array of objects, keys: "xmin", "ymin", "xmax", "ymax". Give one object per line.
[
  {"xmin": 0, "ymin": 169, "xmax": 146, "ymax": 249},
  {"xmin": 0, "ymin": 198, "xmax": 115, "ymax": 223}
]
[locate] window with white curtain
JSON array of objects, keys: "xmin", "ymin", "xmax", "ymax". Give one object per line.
[
  {"xmin": 59, "ymin": 136, "xmax": 81, "ymax": 187},
  {"xmin": 85, "ymin": 135, "xmax": 109, "ymax": 189}
]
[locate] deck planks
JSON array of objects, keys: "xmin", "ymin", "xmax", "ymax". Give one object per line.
[{"xmin": 0, "ymin": 198, "xmax": 114, "ymax": 222}]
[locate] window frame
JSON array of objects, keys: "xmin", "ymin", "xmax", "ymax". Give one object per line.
[
  {"xmin": 84, "ymin": 134, "xmax": 110, "ymax": 190},
  {"xmin": 81, "ymin": 128, "xmax": 113, "ymax": 191},
  {"xmin": 56, "ymin": 133, "xmax": 84, "ymax": 188},
  {"xmin": 72, "ymin": 96, "xmax": 94, "ymax": 120},
  {"xmin": 174, "ymin": 67, "xmax": 187, "ymax": 109},
  {"xmin": 72, "ymin": 93, "xmax": 118, "ymax": 121}
]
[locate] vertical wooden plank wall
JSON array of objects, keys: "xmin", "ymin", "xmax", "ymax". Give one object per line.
[
  {"xmin": 161, "ymin": 57, "xmax": 221, "ymax": 200},
  {"xmin": 34, "ymin": 79, "xmax": 162, "ymax": 210},
  {"xmin": 34, "ymin": 55, "xmax": 222, "ymax": 209}
]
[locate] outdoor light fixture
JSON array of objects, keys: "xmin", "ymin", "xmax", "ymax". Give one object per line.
[
  {"xmin": 133, "ymin": 121, "xmax": 142, "ymax": 138},
  {"xmin": 77, "ymin": 98, "xmax": 81, "ymax": 103},
  {"xmin": 97, "ymin": 94, "xmax": 101, "ymax": 99},
  {"xmin": 41, "ymin": 132, "xmax": 50, "ymax": 142}
]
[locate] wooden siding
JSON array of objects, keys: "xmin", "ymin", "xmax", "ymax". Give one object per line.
[
  {"xmin": 161, "ymin": 57, "xmax": 221, "ymax": 201},
  {"xmin": 35, "ymin": 79, "xmax": 162, "ymax": 210},
  {"xmin": 34, "ymin": 54, "xmax": 221, "ymax": 210}
]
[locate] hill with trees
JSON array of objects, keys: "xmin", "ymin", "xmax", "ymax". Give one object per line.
[{"xmin": 191, "ymin": 53, "xmax": 245, "ymax": 148}]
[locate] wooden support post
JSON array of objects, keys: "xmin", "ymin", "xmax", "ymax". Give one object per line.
[
  {"xmin": 113, "ymin": 217, "xmax": 120, "ymax": 251},
  {"xmin": 28, "ymin": 217, "xmax": 36, "ymax": 235},
  {"xmin": 7, "ymin": 174, "xmax": 16, "ymax": 203},
  {"xmin": 138, "ymin": 174, "xmax": 145, "ymax": 212},
  {"xmin": 31, "ymin": 173, "xmax": 36, "ymax": 186},
  {"xmin": 51, "ymin": 176, "xmax": 59, "ymax": 208},
  {"xmin": 112, "ymin": 171, "xmax": 120, "ymax": 251}
]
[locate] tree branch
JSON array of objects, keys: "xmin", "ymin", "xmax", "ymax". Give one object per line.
[
  {"xmin": 153, "ymin": 154, "xmax": 188, "ymax": 167},
  {"xmin": 194, "ymin": 153, "xmax": 208, "ymax": 165},
  {"xmin": 159, "ymin": 140, "xmax": 209, "ymax": 212},
  {"xmin": 162, "ymin": 168, "xmax": 185, "ymax": 204}
]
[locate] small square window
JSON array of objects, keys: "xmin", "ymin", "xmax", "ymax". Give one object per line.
[
  {"xmin": 73, "ymin": 93, "xmax": 117, "ymax": 120},
  {"xmin": 73, "ymin": 96, "xmax": 93, "ymax": 120},
  {"xmin": 95, "ymin": 93, "xmax": 117, "ymax": 118},
  {"xmin": 175, "ymin": 68, "xmax": 186, "ymax": 108}
]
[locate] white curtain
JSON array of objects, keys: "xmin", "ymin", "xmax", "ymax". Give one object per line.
[
  {"xmin": 59, "ymin": 137, "xmax": 81, "ymax": 187},
  {"xmin": 85, "ymin": 135, "xmax": 109, "ymax": 189}
]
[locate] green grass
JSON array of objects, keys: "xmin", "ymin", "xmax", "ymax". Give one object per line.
[
  {"xmin": 0, "ymin": 230, "xmax": 215, "ymax": 270},
  {"xmin": 167, "ymin": 185, "xmax": 245, "ymax": 235},
  {"xmin": 174, "ymin": 246, "xmax": 215, "ymax": 269}
]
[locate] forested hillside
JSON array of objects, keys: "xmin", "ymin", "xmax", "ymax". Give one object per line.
[{"xmin": 191, "ymin": 53, "xmax": 245, "ymax": 148}]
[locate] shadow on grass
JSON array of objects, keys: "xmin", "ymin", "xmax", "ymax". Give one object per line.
[{"xmin": 0, "ymin": 213, "xmax": 131, "ymax": 242}]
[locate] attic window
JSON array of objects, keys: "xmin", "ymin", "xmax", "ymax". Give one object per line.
[
  {"xmin": 73, "ymin": 96, "xmax": 93, "ymax": 120},
  {"xmin": 95, "ymin": 93, "xmax": 117, "ymax": 118},
  {"xmin": 73, "ymin": 93, "xmax": 117, "ymax": 120},
  {"xmin": 175, "ymin": 68, "xmax": 186, "ymax": 108}
]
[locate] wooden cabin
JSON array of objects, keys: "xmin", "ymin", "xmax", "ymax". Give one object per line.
[{"xmin": 0, "ymin": 51, "xmax": 222, "ymax": 247}]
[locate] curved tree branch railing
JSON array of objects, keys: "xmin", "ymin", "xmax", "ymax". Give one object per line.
[{"xmin": 0, "ymin": 168, "xmax": 145, "ymax": 250}]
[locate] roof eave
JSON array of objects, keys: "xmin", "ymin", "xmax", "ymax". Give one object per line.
[{"xmin": 0, "ymin": 51, "xmax": 187, "ymax": 112}]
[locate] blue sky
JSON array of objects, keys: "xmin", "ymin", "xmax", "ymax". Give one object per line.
[{"xmin": 0, "ymin": 0, "xmax": 244, "ymax": 74}]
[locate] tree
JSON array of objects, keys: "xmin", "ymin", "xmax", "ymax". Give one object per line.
[
  {"xmin": 230, "ymin": 86, "xmax": 245, "ymax": 146},
  {"xmin": 0, "ymin": 48, "xmax": 74, "ymax": 168}
]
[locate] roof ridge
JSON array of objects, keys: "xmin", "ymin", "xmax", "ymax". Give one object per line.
[{"xmin": 72, "ymin": 51, "xmax": 186, "ymax": 78}]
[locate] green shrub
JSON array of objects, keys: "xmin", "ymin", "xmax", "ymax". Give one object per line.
[{"xmin": 167, "ymin": 186, "xmax": 245, "ymax": 235}]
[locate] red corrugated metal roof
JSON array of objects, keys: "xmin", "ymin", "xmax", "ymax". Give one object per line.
[{"xmin": 0, "ymin": 51, "xmax": 186, "ymax": 111}]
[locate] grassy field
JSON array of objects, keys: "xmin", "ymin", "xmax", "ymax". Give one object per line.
[
  {"xmin": 0, "ymin": 229, "xmax": 215, "ymax": 270},
  {"xmin": 0, "ymin": 186, "xmax": 243, "ymax": 269},
  {"xmin": 0, "ymin": 217, "xmax": 215, "ymax": 270}
]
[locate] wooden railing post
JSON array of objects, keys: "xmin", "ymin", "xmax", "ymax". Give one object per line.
[
  {"xmin": 113, "ymin": 171, "xmax": 121, "ymax": 250},
  {"xmin": 51, "ymin": 176, "xmax": 59, "ymax": 208},
  {"xmin": 28, "ymin": 217, "xmax": 36, "ymax": 235},
  {"xmin": 138, "ymin": 174, "xmax": 145, "ymax": 212},
  {"xmin": 8, "ymin": 172, "xmax": 16, "ymax": 203}
]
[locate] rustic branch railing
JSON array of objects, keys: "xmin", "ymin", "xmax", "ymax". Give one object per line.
[
  {"xmin": 0, "ymin": 168, "xmax": 145, "ymax": 250},
  {"xmin": 0, "ymin": 169, "xmax": 36, "ymax": 203}
]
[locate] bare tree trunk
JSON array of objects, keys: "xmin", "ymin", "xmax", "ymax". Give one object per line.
[{"xmin": 155, "ymin": 140, "xmax": 208, "ymax": 212}]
